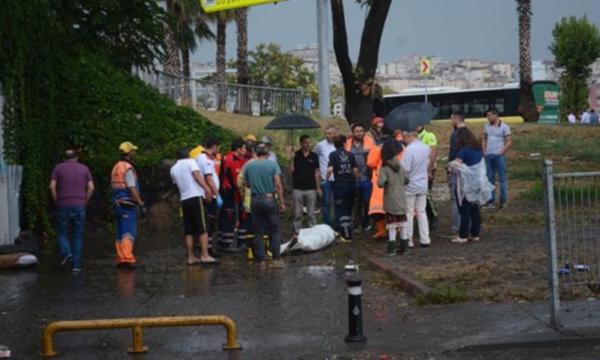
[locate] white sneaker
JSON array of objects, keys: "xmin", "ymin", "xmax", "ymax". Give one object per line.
[
  {"xmin": 408, "ymin": 240, "xmax": 415, "ymax": 248},
  {"xmin": 451, "ymin": 237, "xmax": 468, "ymax": 244}
]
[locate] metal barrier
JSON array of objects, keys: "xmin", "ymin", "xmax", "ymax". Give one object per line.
[
  {"xmin": 139, "ymin": 70, "xmax": 309, "ymax": 116},
  {"xmin": 543, "ymin": 159, "xmax": 600, "ymax": 328},
  {"xmin": 41, "ymin": 315, "xmax": 241, "ymax": 357}
]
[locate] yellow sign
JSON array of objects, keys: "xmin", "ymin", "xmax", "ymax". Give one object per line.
[
  {"xmin": 419, "ymin": 58, "xmax": 431, "ymax": 76},
  {"xmin": 200, "ymin": 0, "xmax": 285, "ymax": 13}
]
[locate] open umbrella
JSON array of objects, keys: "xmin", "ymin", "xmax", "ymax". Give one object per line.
[
  {"xmin": 264, "ymin": 113, "xmax": 321, "ymax": 130},
  {"xmin": 384, "ymin": 102, "xmax": 438, "ymax": 131}
]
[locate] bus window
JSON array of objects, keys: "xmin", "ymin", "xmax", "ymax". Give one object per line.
[
  {"xmin": 471, "ymin": 98, "xmax": 488, "ymax": 117},
  {"xmin": 494, "ymin": 98, "xmax": 505, "ymax": 114},
  {"xmin": 438, "ymin": 100, "xmax": 451, "ymax": 119}
]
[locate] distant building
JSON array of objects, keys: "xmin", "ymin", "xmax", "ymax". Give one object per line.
[{"xmin": 288, "ymin": 43, "xmax": 342, "ymax": 85}]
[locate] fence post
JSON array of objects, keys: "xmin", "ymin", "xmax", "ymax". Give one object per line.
[{"xmin": 543, "ymin": 159, "xmax": 561, "ymax": 328}]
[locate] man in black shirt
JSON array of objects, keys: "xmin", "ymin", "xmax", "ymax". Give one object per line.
[
  {"xmin": 447, "ymin": 111, "xmax": 467, "ymax": 235},
  {"xmin": 290, "ymin": 135, "xmax": 321, "ymax": 234},
  {"xmin": 327, "ymin": 135, "xmax": 359, "ymax": 241}
]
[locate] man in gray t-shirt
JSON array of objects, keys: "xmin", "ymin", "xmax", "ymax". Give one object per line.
[{"xmin": 482, "ymin": 108, "xmax": 512, "ymax": 208}]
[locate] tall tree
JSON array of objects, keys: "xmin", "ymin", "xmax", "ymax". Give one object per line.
[
  {"xmin": 516, "ymin": 0, "xmax": 537, "ymax": 122},
  {"xmin": 163, "ymin": 0, "xmax": 182, "ymax": 76},
  {"xmin": 551, "ymin": 16, "xmax": 600, "ymax": 121},
  {"xmin": 330, "ymin": 0, "xmax": 392, "ymax": 127},
  {"xmin": 210, "ymin": 11, "xmax": 236, "ymax": 111},
  {"xmin": 236, "ymin": 8, "xmax": 249, "ymax": 86}
]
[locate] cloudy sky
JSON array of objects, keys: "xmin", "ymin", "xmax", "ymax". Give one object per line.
[{"xmin": 192, "ymin": 0, "xmax": 600, "ymax": 65}]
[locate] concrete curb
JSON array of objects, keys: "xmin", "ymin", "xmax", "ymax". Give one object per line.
[{"xmin": 344, "ymin": 246, "xmax": 431, "ymax": 297}]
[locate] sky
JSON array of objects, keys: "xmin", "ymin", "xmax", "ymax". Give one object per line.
[{"xmin": 191, "ymin": 0, "xmax": 600, "ymax": 65}]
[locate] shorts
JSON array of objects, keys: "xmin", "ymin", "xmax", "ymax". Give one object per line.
[
  {"xmin": 386, "ymin": 213, "xmax": 407, "ymax": 224},
  {"xmin": 181, "ymin": 197, "xmax": 208, "ymax": 236}
]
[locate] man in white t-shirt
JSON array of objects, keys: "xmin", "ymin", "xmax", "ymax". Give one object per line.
[
  {"xmin": 567, "ymin": 112, "xmax": 577, "ymax": 124},
  {"xmin": 195, "ymin": 138, "xmax": 221, "ymax": 250},
  {"xmin": 313, "ymin": 125, "xmax": 337, "ymax": 225},
  {"xmin": 581, "ymin": 110, "xmax": 591, "ymax": 124},
  {"xmin": 401, "ymin": 129, "xmax": 432, "ymax": 248},
  {"xmin": 170, "ymin": 149, "xmax": 218, "ymax": 265}
]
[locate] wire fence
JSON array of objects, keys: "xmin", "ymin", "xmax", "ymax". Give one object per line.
[
  {"xmin": 139, "ymin": 71, "xmax": 310, "ymax": 116},
  {"xmin": 543, "ymin": 159, "xmax": 600, "ymax": 328}
]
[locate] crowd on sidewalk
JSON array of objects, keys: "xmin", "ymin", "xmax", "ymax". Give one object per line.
[{"xmin": 48, "ymin": 107, "xmax": 512, "ymax": 273}]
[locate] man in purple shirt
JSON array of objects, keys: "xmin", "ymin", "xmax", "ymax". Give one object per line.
[{"xmin": 49, "ymin": 149, "xmax": 94, "ymax": 273}]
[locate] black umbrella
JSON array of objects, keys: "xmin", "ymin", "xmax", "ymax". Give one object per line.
[
  {"xmin": 384, "ymin": 102, "xmax": 438, "ymax": 131},
  {"xmin": 265, "ymin": 113, "xmax": 321, "ymax": 130}
]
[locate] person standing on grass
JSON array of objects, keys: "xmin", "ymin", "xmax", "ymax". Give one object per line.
[
  {"xmin": 482, "ymin": 108, "xmax": 512, "ymax": 209},
  {"xmin": 567, "ymin": 111, "xmax": 577, "ymax": 124},
  {"xmin": 581, "ymin": 109, "xmax": 591, "ymax": 124},
  {"xmin": 590, "ymin": 109, "xmax": 599, "ymax": 124},
  {"xmin": 242, "ymin": 142, "xmax": 286, "ymax": 268},
  {"xmin": 49, "ymin": 148, "xmax": 94, "ymax": 274},
  {"xmin": 449, "ymin": 128, "xmax": 490, "ymax": 244},
  {"xmin": 416, "ymin": 124, "xmax": 439, "ymax": 231},
  {"xmin": 328, "ymin": 135, "xmax": 359, "ymax": 242},
  {"xmin": 345, "ymin": 124, "xmax": 375, "ymax": 233},
  {"xmin": 401, "ymin": 129, "xmax": 431, "ymax": 248},
  {"xmin": 314, "ymin": 125, "xmax": 338, "ymax": 226},
  {"xmin": 378, "ymin": 140, "xmax": 408, "ymax": 256},
  {"xmin": 448, "ymin": 111, "xmax": 467, "ymax": 235},
  {"xmin": 290, "ymin": 135, "xmax": 321, "ymax": 234},
  {"xmin": 170, "ymin": 149, "xmax": 218, "ymax": 265}
]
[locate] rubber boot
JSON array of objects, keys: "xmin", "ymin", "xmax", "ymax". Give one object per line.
[
  {"xmin": 264, "ymin": 236, "xmax": 272, "ymax": 260},
  {"xmin": 398, "ymin": 239, "xmax": 409, "ymax": 254},
  {"xmin": 246, "ymin": 236, "xmax": 255, "ymax": 261},
  {"xmin": 385, "ymin": 241, "xmax": 398, "ymax": 257},
  {"xmin": 372, "ymin": 217, "xmax": 387, "ymax": 240}
]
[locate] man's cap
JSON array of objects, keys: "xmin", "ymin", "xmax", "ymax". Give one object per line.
[
  {"xmin": 260, "ymin": 135, "xmax": 273, "ymax": 145},
  {"xmin": 372, "ymin": 117, "xmax": 384, "ymax": 126},
  {"xmin": 244, "ymin": 134, "xmax": 257, "ymax": 142},
  {"xmin": 119, "ymin": 141, "xmax": 138, "ymax": 154}
]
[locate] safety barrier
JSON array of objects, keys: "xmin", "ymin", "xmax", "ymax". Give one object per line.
[{"xmin": 41, "ymin": 315, "xmax": 241, "ymax": 357}]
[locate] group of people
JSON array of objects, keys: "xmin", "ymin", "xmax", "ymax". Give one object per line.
[
  {"xmin": 48, "ymin": 107, "xmax": 512, "ymax": 272},
  {"xmin": 567, "ymin": 109, "xmax": 599, "ymax": 124}
]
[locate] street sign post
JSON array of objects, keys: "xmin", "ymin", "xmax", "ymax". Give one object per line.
[
  {"xmin": 419, "ymin": 58, "xmax": 431, "ymax": 103},
  {"xmin": 200, "ymin": 0, "xmax": 285, "ymax": 13}
]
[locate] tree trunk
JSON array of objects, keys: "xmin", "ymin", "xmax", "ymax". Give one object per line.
[
  {"xmin": 236, "ymin": 8, "xmax": 250, "ymax": 113},
  {"xmin": 330, "ymin": 0, "xmax": 392, "ymax": 128},
  {"xmin": 181, "ymin": 42, "xmax": 192, "ymax": 106},
  {"xmin": 216, "ymin": 17, "xmax": 227, "ymax": 111},
  {"xmin": 163, "ymin": 0, "xmax": 182, "ymax": 103},
  {"xmin": 516, "ymin": 0, "xmax": 537, "ymax": 122}
]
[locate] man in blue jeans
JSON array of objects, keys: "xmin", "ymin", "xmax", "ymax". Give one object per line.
[
  {"xmin": 482, "ymin": 108, "xmax": 512, "ymax": 209},
  {"xmin": 314, "ymin": 125, "xmax": 337, "ymax": 225},
  {"xmin": 49, "ymin": 148, "xmax": 94, "ymax": 273}
]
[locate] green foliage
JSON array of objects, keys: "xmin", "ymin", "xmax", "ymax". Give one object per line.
[
  {"xmin": 248, "ymin": 43, "xmax": 316, "ymax": 91},
  {"xmin": 0, "ymin": 0, "xmax": 233, "ymax": 231},
  {"xmin": 550, "ymin": 16, "xmax": 600, "ymax": 118},
  {"xmin": 415, "ymin": 285, "xmax": 466, "ymax": 306}
]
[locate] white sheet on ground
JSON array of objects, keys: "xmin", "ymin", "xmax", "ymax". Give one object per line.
[{"xmin": 280, "ymin": 224, "xmax": 337, "ymax": 254}]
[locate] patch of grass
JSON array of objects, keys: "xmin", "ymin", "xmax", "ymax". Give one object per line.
[
  {"xmin": 520, "ymin": 181, "xmax": 600, "ymax": 203},
  {"xmin": 415, "ymin": 284, "xmax": 466, "ymax": 306}
]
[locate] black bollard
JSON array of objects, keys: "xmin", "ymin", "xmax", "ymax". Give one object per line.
[{"xmin": 345, "ymin": 276, "xmax": 367, "ymax": 343}]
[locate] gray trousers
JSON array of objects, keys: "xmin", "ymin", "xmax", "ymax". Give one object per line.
[{"xmin": 293, "ymin": 189, "xmax": 317, "ymax": 234}]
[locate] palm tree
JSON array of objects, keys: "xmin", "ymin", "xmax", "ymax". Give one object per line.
[
  {"xmin": 516, "ymin": 0, "xmax": 537, "ymax": 122},
  {"xmin": 210, "ymin": 11, "xmax": 236, "ymax": 111},
  {"xmin": 236, "ymin": 8, "xmax": 250, "ymax": 112}
]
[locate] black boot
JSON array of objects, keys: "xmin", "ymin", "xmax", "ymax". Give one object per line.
[
  {"xmin": 398, "ymin": 239, "xmax": 409, "ymax": 254},
  {"xmin": 385, "ymin": 241, "xmax": 398, "ymax": 256}
]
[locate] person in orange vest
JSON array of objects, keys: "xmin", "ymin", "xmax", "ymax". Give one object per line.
[
  {"xmin": 111, "ymin": 141, "xmax": 145, "ymax": 269},
  {"xmin": 345, "ymin": 124, "xmax": 375, "ymax": 233}
]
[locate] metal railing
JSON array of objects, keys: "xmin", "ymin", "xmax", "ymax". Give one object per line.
[
  {"xmin": 543, "ymin": 159, "xmax": 600, "ymax": 328},
  {"xmin": 140, "ymin": 70, "xmax": 310, "ymax": 116},
  {"xmin": 42, "ymin": 315, "xmax": 241, "ymax": 357}
]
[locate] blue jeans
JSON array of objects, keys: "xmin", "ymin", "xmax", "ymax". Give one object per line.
[
  {"xmin": 56, "ymin": 206, "xmax": 86, "ymax": 269},
  {"xmin": 250, "ymin": 196, "xmax": 282, "ymax": 262},
  {"xmin": 320, "ymin": 180, "xmax": 333, "ymax": 226},
  {"xmin": 334, "ymin": 181, "xmax": 356, "ymax": 240},
  {"xmin": 457, "ymin": 199, "xmax": 481, "ymax": 238},
  {"xmin": 485, "ymin": 154, "xmax": 507, "ymax": 204}
]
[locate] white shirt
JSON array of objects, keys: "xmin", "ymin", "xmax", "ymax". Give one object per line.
[
  {"xmin": 581, "ymin": 112, "xmax": 591, "ymax": 124},
  {"xmin": 400, "ymin": 140, "xmax": 431, "ymax": 195},
  {"xmin": 195, "ymin": 153, "xmax": 220, "ymax": 191},
  {"xmin": 314, "ymin": 139, "xmax": 336, "ymax": 180},
  {"xmin": 170, "ymin": 159, "xmax": 205, "ymax": 201},
  {"xmin": 568, "ymin": 113, "xmax": 577, "ymax": 124}
]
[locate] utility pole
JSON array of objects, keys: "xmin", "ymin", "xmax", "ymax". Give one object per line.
[{"xmin": 316, "ymin": 0, "xmax": 330, "ymax": 119}]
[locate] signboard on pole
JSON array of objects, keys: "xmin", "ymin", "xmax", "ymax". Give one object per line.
[
  {"xmin": 200, "ymin": 0, "xmax": 285, "ymax": 13},
  {"xmin": 419, "ymin": 58, "xmax": 431, "ymax": 76}
]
